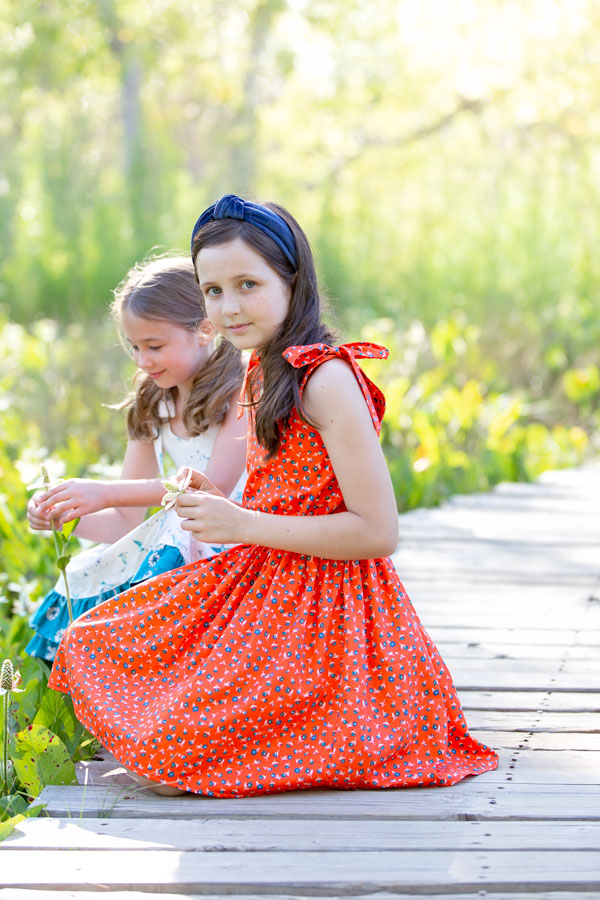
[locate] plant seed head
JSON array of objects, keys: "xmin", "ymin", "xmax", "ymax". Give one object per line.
[{"xmin": 0, "ymin": 659, "xmax": 14, "ymax": 691}]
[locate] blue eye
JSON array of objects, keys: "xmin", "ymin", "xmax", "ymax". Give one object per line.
[
  {"xmin": 241, "ymin": 280, "xmax": 256, "ymax": 289},
  {"xmin": 205, "ymin": 286, "xmax": 221, "ymax": 296}
]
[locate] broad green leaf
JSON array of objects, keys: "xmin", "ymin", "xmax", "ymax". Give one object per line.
[
  {"xmin": 0, "ymin": 792, "xmax": 29, "ymax": 819},
  {"xmin": 34, "ymin": 689, "xmax": 85, "ymax": 758},
  {"xmin": 61, "ymin": 518, "xmax": 80, "ymax": 540},
  {"xmin": 11, "ymin": 724, "xmax": 77, "ymax": 798}
]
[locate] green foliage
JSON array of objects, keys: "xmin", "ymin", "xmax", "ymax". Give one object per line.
[
  {"xmin": 11, "ymin": 723, "xmax": 77, "ymax": 798},
  {"xmin": 34, "ymin": 689, "xmax": 89, "ymax": 761},
  {"xmin": 0, "ymin": 793, "xmax": 43, "ymax": 840},
  {"xmin": 361, "ymin": 316, "xmax": 592, "ymax": 510}
]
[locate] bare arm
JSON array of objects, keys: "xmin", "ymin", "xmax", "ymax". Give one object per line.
[
  {"xmin": 31, "ymin": 439, "xmax": 162, "ymax": 542},
  {"xmin": 176, "ymin": 360, "xmax": 399, "ymax": 560}
]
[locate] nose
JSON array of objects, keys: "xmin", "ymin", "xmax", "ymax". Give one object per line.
[
  {"xmin": 134, "ymin": 348, "xmax": 153, "ymax": 370},
  {"xmin": 220, "ymin": 289, "xmax": 240, "ymax": 319}
]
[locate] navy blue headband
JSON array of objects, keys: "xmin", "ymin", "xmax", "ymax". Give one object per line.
[{"xmin": 190, "ymin": 194, "xmax": 298, "ymax": 268}]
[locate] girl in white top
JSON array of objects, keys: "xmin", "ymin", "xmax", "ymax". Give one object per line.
[{"xmin": 26, "ymin": 254, "xmax": 247, "ymax": 660}]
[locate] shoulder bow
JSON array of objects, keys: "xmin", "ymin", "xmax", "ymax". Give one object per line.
[{"xmin": 283, "ymin": 342, "xmax": 389, "ymax": 433}]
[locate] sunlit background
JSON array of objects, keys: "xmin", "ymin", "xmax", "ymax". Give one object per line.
[{"xmin": 1, "ymin": 0, "xmax": 599, "ymax": 548}]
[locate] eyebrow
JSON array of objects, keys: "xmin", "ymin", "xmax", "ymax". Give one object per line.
[
  {"xmin": 200, "ymin": 271, "xmax": 261, "ymax": 283},
  {"xmin": 126, "ymin": 336, "xmax": 164, "ymax": 343}
]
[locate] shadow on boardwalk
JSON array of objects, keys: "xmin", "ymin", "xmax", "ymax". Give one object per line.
[{"xmin": 2, "ymin": 464, "xmax": 599, "ymax": 897}]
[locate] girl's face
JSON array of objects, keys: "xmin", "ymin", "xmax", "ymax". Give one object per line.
[
  {"xmin": 195, "ymin": 237, "xmax": 292, "ymax": 352},
  {"xmin": 122, "ymin": 312, "xmax": 214, "ymax": 396}
]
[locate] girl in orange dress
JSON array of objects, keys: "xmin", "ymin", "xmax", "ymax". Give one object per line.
[{"xmin": 50, "ymin": 195, "xmax": 498, "ymax": 797}]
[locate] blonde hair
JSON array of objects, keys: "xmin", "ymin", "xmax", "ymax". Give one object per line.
[{"xmin": 111, "ymin": 254, "xmax": 244, "ymax": 440}]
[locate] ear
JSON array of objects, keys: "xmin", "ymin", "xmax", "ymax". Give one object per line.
[{"xmin": 197, "ymin": 318, "xmax": 217, "ymax": 345}]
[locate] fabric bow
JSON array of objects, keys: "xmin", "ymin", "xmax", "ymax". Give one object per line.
[
  {"xmin": 190, "ymin": 194, "xmax": 297, "ymax": 268},
  {"xmin": 283, "ymin": 342, "xmax": 388, "ymax": 433}
]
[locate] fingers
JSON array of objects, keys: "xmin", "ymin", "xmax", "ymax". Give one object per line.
[
  {"xmin": 38, "ymin": 499, "xmax": 77, "ymax": 523},
  {"xmin": 178, "ymin": 518, "xmax": 195, "ymax": 532},
  {"xmin": 176, "ymin": 492, "xmax": 206, "ymax": 508},
  {"xmin": 183, "ymin": 470, "xmax": 211, "ymax": 491},
  {"xmin": 36, "ymin": 486, "xmax": 69, "ymax": 515},
  {"xmin": 28, "ymin": 514, "xmax": 51, "ymax": 530},
  {"xmin": 27, "ymin": 494, "xmax": 52, "ymax": 529},
  {"xmin": 37, "ymin": 480, "xmax": 70, "ymax": 505}
]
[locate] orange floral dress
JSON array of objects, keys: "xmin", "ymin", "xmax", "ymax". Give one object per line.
[{"xmin": 50, "ymin": 342, "xmax": 498, "ymax": 796}]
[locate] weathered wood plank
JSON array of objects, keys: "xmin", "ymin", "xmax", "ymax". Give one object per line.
[
  {"xmin": 468, "ymin": 750, "xmax": 600, "ymax": 784},
  {"xmin": 0, "ymin": 888, "xmax": 596, "ymax": 900},
  {"xmin": 410, "ymin": 600, "xmax": 599, "ymax": 631},
  {"xmin": 6, "ymin": 817, "xmax": 600, "ymax": 852},
  {"xmin": 37, "ymin": 782, "xmax": 600, "ymax": 821},
  {"xmin": 437, "ymin": 660, "xmax": 600, "ymax": 692},
  {"xmin": 459, "ymin": 690, "xmax": 600, "ymax": 711},
  {"xmin": 470, "ymin": 730, "xmax": 600, "ymax": 751},
  {"xmin": 430, "ymin": 626, "xmax": 580, "ymax": 645},
  {"xmin": 2, "ymin": 893, "xmax": 598, "ymax": 900},
  {"xmin": 435, "ymin": 642, "xmax": 599, "ymax": 661},
  {"xmin": 2, "ymin": 848, "xmax": 600, "ymax": 892},
  {"xmin": 392, "ymin": 540, "xmax": 600, "ymax": 579},
  {"xmin": 467, "ymin": 710, "xmax": 600, "ymax": 732},
  {"xmin": 430, "ymin": 626, "xmax": 600, "ymax": 647},
  {"xmin": 398, "ymin": 510, "xmax": 600, "ymax": 543}
]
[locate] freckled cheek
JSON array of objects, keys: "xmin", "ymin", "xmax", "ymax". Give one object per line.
[{"xmin": 205, "ymin": 304, "xmax": 222, "ymax": 329}]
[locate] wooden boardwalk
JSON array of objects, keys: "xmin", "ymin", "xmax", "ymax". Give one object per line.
[{"xmin": 2, "ymin": 464, "xmax": 599, "ymax": 897}]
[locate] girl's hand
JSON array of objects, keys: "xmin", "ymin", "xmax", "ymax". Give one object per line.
[
  {"xmin": 34, "ymin": 479, "xmax": 109, "ymax": 528},
  {"xmin": 176, "ymin": 491, "xmax": 252, "ymax": 544},
  {"xmin": 27, "ymin": 491, "xmax": 54, "ymax": 531},
  {"xmin": 175, "ymin": 467, "xmax": 226, "ymax": 499}
]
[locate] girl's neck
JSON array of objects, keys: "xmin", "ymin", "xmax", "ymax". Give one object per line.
[{"xmin": 166, "ymin": 387, "xmax": 190, "ymax": 438}]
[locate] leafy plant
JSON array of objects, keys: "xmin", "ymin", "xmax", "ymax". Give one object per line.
[{"xmin": 11, "ymin": 723, "xmax": 77, "ymax": 799}]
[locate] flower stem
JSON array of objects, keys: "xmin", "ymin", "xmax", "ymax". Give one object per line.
[
  {"xmin": 50, "ymin": 521, "xmax": 73, "ymax": 624},
  {"xmin": 3, "ymin": 691, "xmax": 8, "ymax": 792},
  {"xmin": 59, "ymin": 567, "xmax": 74, "ymax": 625},
  {"xmin": 41, "ymin": 466, "xmax": 74, "ymax": 624}
]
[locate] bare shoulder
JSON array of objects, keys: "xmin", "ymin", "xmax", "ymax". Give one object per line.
[{"xmin": 302, "ymin": 358, "xmax": 368, "ymax": 424}]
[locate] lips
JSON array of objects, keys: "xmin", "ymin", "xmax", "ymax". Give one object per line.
[{"xmin": 148, "ymin": 370, "xmax": 166, "ymax": 379}]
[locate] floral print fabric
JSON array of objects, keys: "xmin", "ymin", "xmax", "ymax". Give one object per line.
[{"xmin": 49, "ymin": 343, "xmax": 498, "ymax": 796}]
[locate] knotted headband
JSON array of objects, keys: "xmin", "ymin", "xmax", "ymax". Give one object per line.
[{"xmin": 190, "ymin": 194, "xmax": 298, "ymax": 268}]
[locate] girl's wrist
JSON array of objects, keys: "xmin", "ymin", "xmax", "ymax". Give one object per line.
[
  {"xmin": 97, "ymin": 480, "xmax": 116, "ymax": 509},
  {"xmin": 240, "ymin": 507, "xmax": 263, "ymax": 545}
]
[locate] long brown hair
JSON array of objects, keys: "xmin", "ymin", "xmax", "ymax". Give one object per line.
[
  {"xmin": 191, "ymin": 204, "xmax": 336, "ymax": 457},
  {"xmin": 111, "ymin": 254, "xmax": 244, "ymax": 440}
]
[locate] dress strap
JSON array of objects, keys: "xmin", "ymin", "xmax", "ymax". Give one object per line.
[{"xmin": 283, "ymin": 342, "xmax": 389, "ymax": 434}]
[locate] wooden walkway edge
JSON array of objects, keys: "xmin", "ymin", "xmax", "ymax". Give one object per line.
[{"xmin": 2, "ymin": 463, "xmax": 599, "ymax": 897}]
